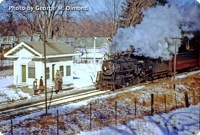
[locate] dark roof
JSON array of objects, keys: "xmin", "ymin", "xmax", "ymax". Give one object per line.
[{"xmin": 25, "ymin": 41, "xmax": 74, "ymax": 55}]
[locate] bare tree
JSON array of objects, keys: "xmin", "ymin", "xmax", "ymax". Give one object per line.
[
  {"xmin": 86, "ymin": 0, "xmax": 124, "ymax": 36},
  {"xmin": 100, "ymin": 0, "xmax": 124, "ymax": 36},
  {"xmin": 120, "ymin": 0, "xmax": 157, "ymax": 28},
  {"xmin": 0, "ymin": 0, "xmax": 126, "ymax": 38},
  {"xmin": 109, "ymin": 0, "xmax": 123, "ymax": 35},
  {"xmin": 1, "ymin": 0, "xmax": 88, "ymax": 38}
]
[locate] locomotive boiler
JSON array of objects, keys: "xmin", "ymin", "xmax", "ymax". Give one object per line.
[{"xmin": 96, "ymin": 46, "xmax": 156, "ymax": 90}]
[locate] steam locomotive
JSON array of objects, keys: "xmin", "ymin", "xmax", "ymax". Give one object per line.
[{"xmin": 95, "ymin": 38, "xmax": 200, "ymax": 91}]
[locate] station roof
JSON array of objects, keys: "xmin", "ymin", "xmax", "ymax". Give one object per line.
[
  {"xmin": 25, "ymin": 41, "xmax": 74, "ymax": 55},
  {"xmin": 4, "ymin": 41, "xmax": 80, "ymax": 59}
]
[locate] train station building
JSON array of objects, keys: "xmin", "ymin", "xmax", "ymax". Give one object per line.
[{"xmin": 4, "ymin": 41, "xmax": 80, "ymax": 87}]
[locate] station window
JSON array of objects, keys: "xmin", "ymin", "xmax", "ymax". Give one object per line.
[
  {"xmin": 28, "ymin": 67, "xmax": 35, "ymax": 78},
  {"xmin": 46, "ymin": 67, "xmax": 50, "ymax": 79},
  {"xmin": 66, "ymin": 66, "xmax": 71, "ymax": 76},
  {"xmin": 60, "ymin": 66, "xmax": 64, "ymax": 76},
  {"xmin": 28, "ymin": 61, "xmax": 35, "ymax": 78}
]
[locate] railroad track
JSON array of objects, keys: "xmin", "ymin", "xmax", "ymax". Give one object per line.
[
  {"xmin": 1, "ymin": 70, "xmax": 199, "ymax": 122},
  {"xmin": 0, "ymin": 88, "xmax": 110, "ymax": 121},
  {"xmin": 0, "ymin": 78, "xmax": 181, "ymax": 121}
]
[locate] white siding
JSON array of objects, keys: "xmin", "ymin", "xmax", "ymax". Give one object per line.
[
  {"xmin": 10, "ymin": 45, "xmax": 74, "ymax": 87},
  {"xmin": 15, "ymin": 48, "xmax": 35, "ymax": 57},
  {"xmin": 13, "ymin": 48, "xmax": 35, "ymax": 85},
  {"xmin": 46, "ymin": 61, "xmax": 73, "ymax": 85}
]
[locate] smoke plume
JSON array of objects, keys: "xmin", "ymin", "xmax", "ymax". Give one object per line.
[{"xmin": 110, "ymin": 0, "xmax": 200, "ymax": 60}]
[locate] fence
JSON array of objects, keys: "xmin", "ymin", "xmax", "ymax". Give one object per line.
[{"xmin": 6, "ymin": 89, "xmax": 200, "ymax": 134}]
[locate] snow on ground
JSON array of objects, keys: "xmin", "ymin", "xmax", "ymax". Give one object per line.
[
  {"xmin": 79, "ymin": 104, "xmax": 200, "ymax": 135},
  {"xmin": 0, "ymin": 63, "xmax": 197, "ymax": 105},
  {"xmin": 0, "ymin": 69, "xmax": 12, "ymax": 77},
  {"xmin": 73, "ymin": 63, "xmax": 101, "ymax": 88},
  {"xmin": 0, "ymin": 64, "xmax": 101, "ymax": 104},
  {"xmin": 0, "ymin": 68, "xmax": 199, "ymax": 134},
  {"xmin": 0, "ymin": 76, "xmax": 31, "ymax": 104},
  {"xmin": 175, "ymin": 70, "xmax": 200, "ymax": 79},
  {"xmin": 0, "ymin": 83, "xmax": 199, "ymax": 134}
]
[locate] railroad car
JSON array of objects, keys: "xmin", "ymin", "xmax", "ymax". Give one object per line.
[{"xmin": 169, "ymin": 51, "xmax": 199, "ymax": 73}]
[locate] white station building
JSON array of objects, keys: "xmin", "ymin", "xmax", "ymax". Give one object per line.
[{"xmin": 4, "ymin": 41, "xmax": 80, "ymax": 87}]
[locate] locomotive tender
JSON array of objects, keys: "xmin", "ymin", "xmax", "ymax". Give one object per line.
[{"xmin": 96, "ymin": 41, "xmax": 200, "ymax": 91}]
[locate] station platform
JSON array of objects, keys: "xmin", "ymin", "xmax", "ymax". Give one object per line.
[{"xmin": 15, "ymin": 83, "xmax": 75, "ymax": 96}]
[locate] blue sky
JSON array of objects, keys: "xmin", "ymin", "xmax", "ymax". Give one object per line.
[
  {"xmin": 86, "ymin": 0, "xmax": 106, "ymax": 13},
  {"xmin": 0, "ymin": 0, "xmax": 105, "ymax": 20}
]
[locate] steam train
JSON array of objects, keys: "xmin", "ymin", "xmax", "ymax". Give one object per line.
[{"xmin": 95, "ymin": 38, "xmax": 200, "ymax": 91}]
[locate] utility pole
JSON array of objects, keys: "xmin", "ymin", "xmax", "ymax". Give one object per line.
[
  {"xmin": 93, "ymin": 36, "xmax": 97, "ymax": 74},
  {"xmin": 0, "ymin": 46, "xmax": 3, "ymax": 71},
  {"xmin": 43, "ymin": 0, "xmax": 48, "ymax": 115},
  {"xmin": 170, "ymin": 37, "xmax": 181, "ymax": 90},
  {"xmin": 43, "ymin": 25, "xmax": 48, "ymax": 114}
]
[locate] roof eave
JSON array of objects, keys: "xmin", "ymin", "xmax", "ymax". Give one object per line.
[
  {"xmin": 46, "ymin": 53, "xmax": 81, "ymax": 58},
  {"xmin": 4, "ymin": 55, "xmax": 42, "ymax": 59},
  {"xmin": 4, "ymin": 42, "xmax": 42, "ymax": 57}
]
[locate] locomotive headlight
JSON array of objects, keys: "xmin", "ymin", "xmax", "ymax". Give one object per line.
[
  {"xmin": 103, "ymin": 66, "xmax": 107, "ymax": 71},
  {"xmin": 102, "ymin": 61, "xmax": 116, "ymax": 75}
]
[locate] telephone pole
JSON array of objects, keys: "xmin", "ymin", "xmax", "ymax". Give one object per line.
[
  {"xmin": 43, "ymin": 26, "xmax": 48, "ymax": 114},
  {"xmin": 93, "ymin": 36, "xmax": 97, "ymax": 74},
  {"xmin": 170, "ymin": 37, "xmax": 181, "ymax": 90}
]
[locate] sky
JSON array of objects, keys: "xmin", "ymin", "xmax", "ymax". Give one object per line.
[{"xmin": 0, "ymin": 0, "xmax": 123, "ymax": 17}]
